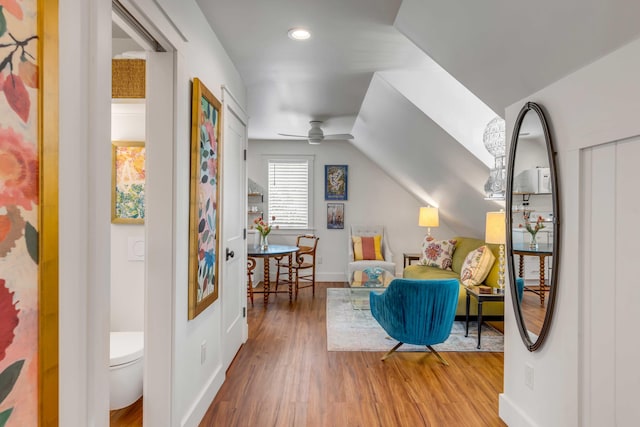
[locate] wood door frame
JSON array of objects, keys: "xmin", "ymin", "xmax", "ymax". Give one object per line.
[{"xmin": 40, "ymin": 0, "xmax": 59, "ymax": 424}]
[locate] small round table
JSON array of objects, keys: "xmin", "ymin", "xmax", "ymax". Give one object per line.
[
  {"xmin": 247, "ymin": 244, "xmax": 299, "ymax": 305},
  {"xmin": 512, "ymin": 242, "xmax": 553, "ymax": 306}
]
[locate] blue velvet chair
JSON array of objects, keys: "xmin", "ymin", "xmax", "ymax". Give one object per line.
[
  {"xmin": 516, "ymin": 277, "xmax": 525, "ymax": 302},
  {"xmin": 370, "ymin": 278, "xmax": 459, "ymax": 364}
]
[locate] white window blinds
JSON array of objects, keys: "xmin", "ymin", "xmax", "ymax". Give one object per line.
[{"xmin": 267, "ymin": 159, "xmax": 310, "ymax": 228}]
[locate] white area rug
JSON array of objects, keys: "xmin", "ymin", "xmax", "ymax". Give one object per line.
[{"xmin": 326, "ymin": 288, "xmax": 503, "ymax": 352}]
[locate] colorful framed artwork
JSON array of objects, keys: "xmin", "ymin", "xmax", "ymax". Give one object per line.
[
  {"xmin": 188, "ymin": 78, "xmax": 222, "ymax": 319},
  {"xmin": 325, "ymin": 165, "xmax": 348, "ymax": 200},
  {"xmin": 0, "ymin": 1, "xmax": 59, "ymax": 424},
  {"xmin": 327, "ymin": 203, "xmax": 345, "ymax": 229},
  {"xmin": 111, "ymin": 141, "xmax": 146, "ymax": 224}
]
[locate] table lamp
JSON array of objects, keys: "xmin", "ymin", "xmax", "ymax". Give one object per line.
[
  {"xmin": 418, "ymin": 206, "xmax": 439, "ymax": 238},
  {"xmin": 485, "ymin": 210, "xmax": 506, "ymax": 292}
]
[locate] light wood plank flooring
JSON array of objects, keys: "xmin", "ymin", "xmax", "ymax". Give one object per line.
[
  {"xmin": 112, "ymin": 282, "xmax": 512, "ymax": 426},
  {"xmin": 201, "ymin": 282, "xmax": 506, "ymax": 426}
]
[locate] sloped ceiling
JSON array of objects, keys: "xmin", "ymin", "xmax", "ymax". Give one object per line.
[
  {"xmin": 352, "ymin": 74, "xmax": 503, "ymax": 238},
  {"xmin": 198, "ymin": 0, "xmax": 640, "ymax": 240},
  {"xmin": 395, "ymin": 0, "xmax": 640, "ymax": 114}
]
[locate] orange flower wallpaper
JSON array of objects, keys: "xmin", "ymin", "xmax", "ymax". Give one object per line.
[{"xmin": 0, "ymin": 0, "xmax": 40, "ymax": 425}]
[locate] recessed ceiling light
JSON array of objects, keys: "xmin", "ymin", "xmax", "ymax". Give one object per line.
[{"xmin": 288, "ymin": 28, "xmax": 311, "ymax": 40}]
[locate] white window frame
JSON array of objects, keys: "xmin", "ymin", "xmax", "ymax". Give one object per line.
[{"xmin": 262, "ymin": 154, "xmax": 314, "ymax": 233}]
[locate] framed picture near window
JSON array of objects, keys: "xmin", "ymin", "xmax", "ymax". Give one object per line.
[
  {"xmin": 111, "ymin": 141, "xmax": 146, "ymax": 224},
  {"xmin": 325, "ymin": 164, "xmax": 348, "ymax": 200},
  {"xmin": 188, "ymin": 78, "xmax": 222, "ymax": 319},
  {"xmin": 327, "ymin": 203, "xmax": 345, "ymax": 229}
]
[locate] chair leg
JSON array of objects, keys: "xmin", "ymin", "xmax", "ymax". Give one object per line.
[
  {"xmin": 275, "ymin": 261, "xmax": 282, "ymax": 291},
  {"xmin": 247, "ymin": 258, "xmax": 256, "ymax": 307},
  {"xmin": 426, "ymin": 345, "xmax": 449, "ymax": 366},
  {"xmin": 247, "ymin": 277, "xmax": 253, "ymax": 307},
  {"xmin": 381, "ymin": 342, "xmax": 404, "ymax": 361}
]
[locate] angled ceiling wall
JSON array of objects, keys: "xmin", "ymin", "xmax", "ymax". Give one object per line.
[
  {"xmin": 395, "ymin": 0, "xmax": 640, "ymax": 114},
  {"xmin": 352, "ymin": 74, "xmax": 503, "ymax": 238},
  {"xmin": 345, "ymin": 0, "xmax": 640, "ymax": 239}
]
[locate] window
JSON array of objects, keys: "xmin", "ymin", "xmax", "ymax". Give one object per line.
[{"xmin": 266, "ymin": 156, "xmax": 314, "ymax": 229}]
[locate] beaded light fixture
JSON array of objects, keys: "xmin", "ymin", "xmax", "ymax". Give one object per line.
[{"xmin": 483, "ymin": 117, "xmax": 506, "ymax": 199}]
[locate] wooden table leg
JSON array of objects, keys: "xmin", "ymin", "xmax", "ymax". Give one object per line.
[
  {"xmin": 518, "ymin": 254, "xmax": 524, "ymax": 278},
  {"xmin": 247, "ymin": 257, "xmax": 256, "ymax": 307},
  {"xmin": 539, "ymin": 255, "xmax": 546, "ymax": 306},
  {"xmin": 263, "ymin": 256, "xmax": 270, "ymax": 305},
  {"xmin": 288, "ymin": 253, "xmax": 294, "ymax": 302}
]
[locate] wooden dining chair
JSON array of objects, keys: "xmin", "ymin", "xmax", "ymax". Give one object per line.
[{"xmin": 276, "ymin": 234, "xmax": 320, "ymax": 297}]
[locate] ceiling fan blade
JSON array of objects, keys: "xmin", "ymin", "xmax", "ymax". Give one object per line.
[
  {"xmin": 322, "ymin": 133, "xmax": 354, "ymax": 140},
  {"xmin": 278, "ymin": 133, "xmax": 308, "ymax": 138}
]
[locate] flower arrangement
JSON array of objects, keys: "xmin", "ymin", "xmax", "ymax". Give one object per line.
[
  {"xmin": 254, "ymin": 216, "xmax": 276, "ymax": 237},
  {"xmin": 519, "ymin": 212, "xmax": 545, "ymax": 247},
  {"xmin": 254, "ymin": 216, "xmax": 276, "ymax": 250},
  {"xmin": 520, "ymin": 213, "xmax": 545, "ymax": 234}
]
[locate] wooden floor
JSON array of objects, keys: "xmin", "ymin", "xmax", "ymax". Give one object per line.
[
  {"xmin": 112, "ymin": 282, "xmax": 514, "ymax": 426},
  {"xmin": 110, "ymin": 397, "xmax": 142, "ymax": 426},
  {"xmin": 200, "ymin": 282, "xmax": 506, "ymax": 426}
]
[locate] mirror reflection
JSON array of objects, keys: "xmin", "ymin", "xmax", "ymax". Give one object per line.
[{"xmin": 507, "ymin": 103, "xmax": 558, "ymax": 350}]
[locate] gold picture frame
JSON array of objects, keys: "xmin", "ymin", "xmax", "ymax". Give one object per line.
[
  {"xmin": 111, "ymin": 141, "xmax": 146, "ymax": 224},
  {"xmin": 188, "ymin": 78, "xmax": 222, "ymax": 319}
]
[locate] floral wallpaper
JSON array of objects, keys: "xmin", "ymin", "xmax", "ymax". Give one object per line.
[{"xmin": 0, "ymin": 0, "xmax": 40, "ymax": 425}]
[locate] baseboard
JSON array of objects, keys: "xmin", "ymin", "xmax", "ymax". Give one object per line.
[
  {"xmin": 499, "ymin": 393, "xmax": 539, "ymax": 427},
  {"xmin": 180, "ymin": 363, "xmax": 225, "ymax": 427},
  {"xmin": 316, "ymin": 272, "xmax": 347, "ymax": 282},
  {"xmin": 454, "ymin": 314, "xmax": 504, "ymax": 321}
]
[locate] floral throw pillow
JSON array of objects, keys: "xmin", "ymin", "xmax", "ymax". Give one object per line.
[
  {"xmin": 420, "ymin": 237, "xmax": 457, "ymax": 270},
  {"xmin": 460, "ymin": 245, "xmax": 496, "ymax": 287}
]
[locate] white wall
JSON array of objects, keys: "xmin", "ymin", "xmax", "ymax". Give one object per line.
[
  {"xmin": 59, "ymin": 0, "xmax": 247, "ymax": 426},
  {"xmin": 247, "ymin": 139, "xmax": 457, "ymax": 280},
  {"xmin": 111, "ymin": 102, "xmax": 146, "ymax": 332},
  {"xmin": 500, "ymin": 36, "xmax": 640, "ymax": 427}
]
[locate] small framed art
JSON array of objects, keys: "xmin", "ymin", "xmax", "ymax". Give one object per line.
[
  {"xmin": 325, "ymin": 164, "xmax": 348, "ymax": 200},
  {"xmin": 327, "ymin": 203, "xmax": 345, "ymax": 229},
  {"xmin": 111, "ymin": 141, "xmax": 146, "ymax": 224}
]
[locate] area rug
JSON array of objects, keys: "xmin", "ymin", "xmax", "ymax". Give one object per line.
[{"xmin": 326, "ymin": 288, "xmax": 503, "ymax": 352}]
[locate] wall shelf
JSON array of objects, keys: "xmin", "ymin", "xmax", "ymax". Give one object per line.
[{"xmin": 248, "ymin": 179, "xmax": 265, "ymax": 227}]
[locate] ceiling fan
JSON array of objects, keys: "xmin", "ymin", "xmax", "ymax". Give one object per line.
[{"xmin": 278, "ymin": 121, "xmax": 354, "ymax": 144}]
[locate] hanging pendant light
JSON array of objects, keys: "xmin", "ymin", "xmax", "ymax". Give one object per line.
[{"xmin": 483, "ymin": 117, "xmax": 506, "ymax": 199}]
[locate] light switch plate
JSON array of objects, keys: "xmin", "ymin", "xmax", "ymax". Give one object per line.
[{"xmin": 127, "ymin": 237, "xmax": 145, "ymax": 261}]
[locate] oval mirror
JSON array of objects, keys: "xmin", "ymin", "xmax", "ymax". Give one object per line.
[{"xmin": 506, "ymin": 102, "xmax": 559, "ymax": 351}]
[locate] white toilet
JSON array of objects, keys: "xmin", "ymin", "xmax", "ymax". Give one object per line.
[{"xmin": 110, "ymin": 331, "xmax": 144, "ymax": 410}]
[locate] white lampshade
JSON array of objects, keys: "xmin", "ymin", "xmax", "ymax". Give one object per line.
[
  {"xmin": 485, "ymin": 211, "xmax": 506, "ymax": 244},
  {"xmin": 418, "ymin": 207, "xmax": 439, "ymax": 228}
]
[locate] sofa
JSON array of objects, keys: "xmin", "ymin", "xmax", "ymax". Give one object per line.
[{"xmin": 403, "ymin": 236, "xmax": 520, "ymax": 318}]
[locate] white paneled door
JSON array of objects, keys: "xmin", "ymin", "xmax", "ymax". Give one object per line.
[
  {"xmin": 221, "ymin": 89, "xmax": 248, "ymax": 369},
  {"xmin": 580, "ymin": 136, "xmax": 640, "ymax": 426}
]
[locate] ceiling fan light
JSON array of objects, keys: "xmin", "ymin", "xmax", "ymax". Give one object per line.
[
  {"xmin": 288, "ymin": 28, "xmax": 311, "ymax": 40},
  {"xmin": 308, "ymin": 138, "xmax": 322, "ymax": 144}
]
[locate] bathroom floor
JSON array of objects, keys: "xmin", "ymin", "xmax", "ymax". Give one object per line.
[{"xmin": 110, "ymin": 397, "xmax": 142, "ymax": 426}]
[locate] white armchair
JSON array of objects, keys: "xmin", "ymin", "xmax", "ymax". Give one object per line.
[{"xmin": 347, "ymin": 225, "xmax": 396, "ymax": 279}]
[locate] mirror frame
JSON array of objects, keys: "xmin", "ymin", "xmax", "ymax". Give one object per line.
[{"xmin": 506, "ymin": 102, "xmax": 560, "ymax": 351}]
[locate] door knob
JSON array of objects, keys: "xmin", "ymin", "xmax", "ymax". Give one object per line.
[{"xmin": 226, "ymin": 248, "xmax": 235, "ymax": 261}]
